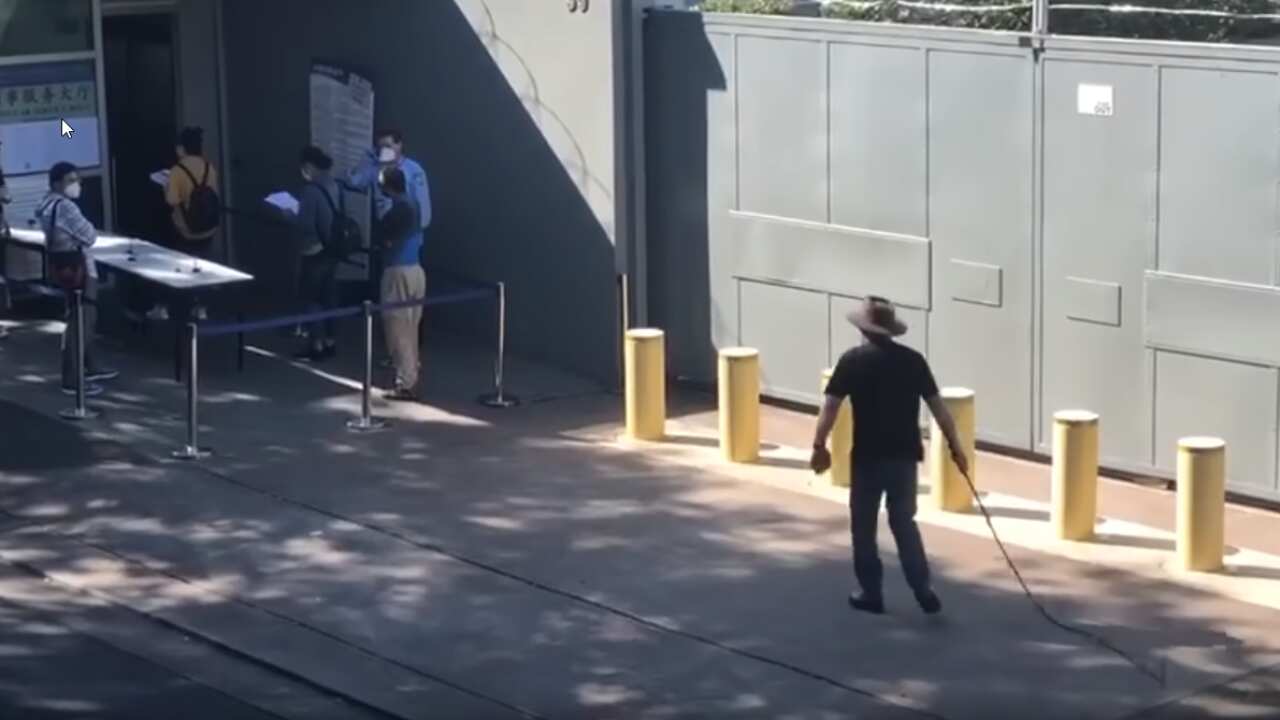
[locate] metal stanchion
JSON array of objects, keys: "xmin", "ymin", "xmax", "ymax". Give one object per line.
[
  {"xmin": 348, "ymin": 301, "xmax": 388, "ymax": 432},
  {"xmin": 60, "ymin": 289, "xmax": 97, "ymax": 421},
  {"xmin": 478, "ymin": 282, "xmax": 520, "ymax": 408},
  {"xmin": 173, "ymin": 323, "xmax": 210, "ymax": 460}
]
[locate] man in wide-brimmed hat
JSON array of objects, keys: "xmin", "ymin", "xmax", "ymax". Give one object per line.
[{"xmin": 811, "ymin": 295, "xmax": 968, "ymax": 616}]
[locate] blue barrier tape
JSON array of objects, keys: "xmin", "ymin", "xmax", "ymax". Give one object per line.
[{"xmin": 197, "ymin": 284, "xmax": 498, "ymax": 338}]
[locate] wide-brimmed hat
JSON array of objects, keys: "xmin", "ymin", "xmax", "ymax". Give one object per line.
[{"xmin": 846, "ymin": 296, "xmax": 907, "ymax": 337}]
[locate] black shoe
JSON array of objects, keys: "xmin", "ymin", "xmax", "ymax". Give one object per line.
[
  {"xmin": 61, "ymin": 383, "xmax": 104, "ymax": 397},
  {"xmin": 847, "ymin": 593, "xmax": 885, "ymax": 615},
  {"xmin": 915, "ymin": 590, "xmax": 943, "ymax": 615},
  {"xmin": 384, "ymin": 387, "xmax": 418, "ymax": 403},
  {"xmin": 86, "ymin": 367, "xmax": 119, "ymax": 382},
  {"xmin": 292, "ymin": 347, "xmax": 326, "ymax": 363},
  {"xmin": 320, "ymin": 344, "xmax": 337, "ymax": 360}
]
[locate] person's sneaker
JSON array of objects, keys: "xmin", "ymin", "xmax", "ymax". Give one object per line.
[
  {"xmin": 85, "ymin": 367, "xmax": 119, "ymax": 382},
  {"xmin": 847, "ymin": 593, "xmax": 886, "ymax": 615},
  {"xmin": 193, "ymin": 306, "xmax": 208, "ymax": 321},
  {"xmin": 292, "ymin": 347, "xmax": 326, "ymax": 363},
  {"xmin": 146, "ymin": 305, "xmax": 170, "ymax": 321},
  {"xmin": 915, "ymin": 590, "xmax": 943, "ymax": 615},
  {"xmin": 61, "ymin": 383, "xmax": 104, "ymax": 397},
  {"xmin": 384, "ymin": 387, "xmax": 418, "ymax": 402}
]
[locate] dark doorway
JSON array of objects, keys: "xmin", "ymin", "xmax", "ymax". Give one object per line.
[{"xmin": 103, "ymin": 12, "xmax": 177, "ymax": 242}]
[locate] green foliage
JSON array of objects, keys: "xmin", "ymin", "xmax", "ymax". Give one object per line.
[
  {"xmin": 823, "ymin": 1, "xmax": 1030, "ymax": 32},
  {"xmin": 699, "ymin": 0, "xmax": 798, "ymax": 14}
]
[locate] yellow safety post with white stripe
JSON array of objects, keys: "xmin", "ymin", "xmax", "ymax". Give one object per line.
[
  {"xmin": 820, "ymin": 368, "xmax": 853, "ymax": 488},
  {"xmin": 624, "ymin": 329, "xmax": 666, "ymax": 441},
  {"xmin": 1051, "ymin": 410, "xmax": 1099, "ymax": 541},
  {"xmin": 929, "ymin": 387, "xmax": 975, "ymax": 512},
  {"xmin": 718, "ymin": 347, "xmax": 760, "ymax": 463}
]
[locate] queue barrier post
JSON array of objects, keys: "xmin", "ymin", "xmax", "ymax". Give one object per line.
[
  {"xmin": 1051, "ymin": 410, "xmax": 1099, "ymax": 541},
  {"xmin": 478, "ymin": 281, "xmax": 519, "ymax": 409},
  {"xmin": 819, "ymin": 368, "xmax": 852, "ymax": 488},
  {"xmin": 173, "ymin": 322, "xmax": 210, "ymax": 460},
  {"xmin": 929, "ymin": 387, "xmax": 975, "ymax": 513},
  {"xmin": 717, "ymin": 347, "xmax": 760, "ymax": 463},
  {"xmin": 347, "ymin": 300, "xmax": 388, "ymax": 433},
  {"xmin": 1176, "ymin": 437, "xmax": 1226, "ymax": 573},
  {"xmin": 60, "ymin": 289, "xmax": 98, "ymax": 421}
]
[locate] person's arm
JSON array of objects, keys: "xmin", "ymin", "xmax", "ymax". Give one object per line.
[
  {"xmin": 60, "ymin": 202, "xmax": 97, "ymax": 249},
  {"xmin": 164, "ymin": 164, "xmax": 184, "ymax": 209},
  {"xmin": 346, "ymin": 149, "xmax": 379, "ymax": 191},
  {"xmin": 810, "ymin": 361, "xmax": 851, "ymax": 473},
  {"xmin": 295, "ymin": 185, "xmax": 321, "ymax": 241},
  {"xmin": 920, "ymin": 357, "xmax": 969, "ymax": 476},
  {"xmin": 412, "ymin": 165, "xmax": 431, "ymax": 230}
]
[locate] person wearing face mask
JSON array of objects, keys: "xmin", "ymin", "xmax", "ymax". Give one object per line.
[
  {"xmin": 348, "ymin": 129, "xmax": 432, "ymax": 298},
  {"xmin": 292, "ymin": 145, "xmax": 341, "ymax": 362},
  {"xmin": 36, "ymin": 162, "xmax": 119, "ymax": 395}
]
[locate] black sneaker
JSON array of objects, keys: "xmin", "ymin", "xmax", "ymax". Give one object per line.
[
  {"xmin": 292, "ymin": 347, "xmax": 326, "ymax": 363},
  {"xmin": 86, "ymin": 367, "xmax": 119, "ymax": 382},
  {"xmin": 847, "ymin": 593, "xmax": 886, "ymax": 615},
  {"xmin": 61, "ymin": 383, "xmax": 104, "ymax": 397},
  {"xmin": 915, "ymin": 590, "xmax": 943, "ymax": 615}
]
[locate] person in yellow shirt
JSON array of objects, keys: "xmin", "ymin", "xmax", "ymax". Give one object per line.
[{"xmin": 150, "ymin": 127, "xmax": 221, "ymax": 321}]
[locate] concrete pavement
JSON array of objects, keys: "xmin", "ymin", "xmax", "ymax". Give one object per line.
[{"xmin": 2, "ymin": 317, "xmax": 1280, "ymax": 719}]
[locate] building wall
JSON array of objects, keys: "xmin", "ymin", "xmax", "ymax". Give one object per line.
[
  {"xmin": 220, "ymin": 0, "xmax": 628, "ymax": 382},
  {"xmin": 645, "ymin": 11, "xmax": 1280, "ymax": 502}
]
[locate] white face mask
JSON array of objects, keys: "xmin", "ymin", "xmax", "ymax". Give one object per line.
[
  {"xmin": 377, "ymin": 146, "xmax": 397, "ymax": 163},
  {"xmin": 64, "ymin": 181, "xmax": 82, "ymax": 200}
]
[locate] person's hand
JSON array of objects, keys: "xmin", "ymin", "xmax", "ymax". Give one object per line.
[
  {"xmin": 951, "ymin": 448, "xmax": 970, "ymax": 478},
  {"xmin": 810, "ymin": 444, "xmax": 832, "ymax": 475}
]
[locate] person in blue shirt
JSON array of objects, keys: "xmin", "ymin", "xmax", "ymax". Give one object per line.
[
  {"xmin": 347, "ymin": 128, "xmax": 431, "ymax": 262},
  {"xmin": 373, "ymin": 167, "xmax": 425, "ymax": 401}
]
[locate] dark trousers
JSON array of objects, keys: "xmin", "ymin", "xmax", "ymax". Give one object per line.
[
  {"xmin": 850, "ymin": 458, "xmax": 932, "ymax": 599},
  {"xmin": 61, "ymin": 274, "xmax": 98, "ymax": 386},
  {"xmin": 298, "ymin": 253, "xmax": 338, "ymax": 345}
]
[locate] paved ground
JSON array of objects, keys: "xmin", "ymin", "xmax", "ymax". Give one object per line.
[{"xmin": 2, "ymin": 313, "xmax": 1280, "ymax": 719}]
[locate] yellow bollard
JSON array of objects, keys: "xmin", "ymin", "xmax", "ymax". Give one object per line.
[
  {"xmin": 1051, "ymin": 410, "xmax": 1099, "ymax": 541},
  {"xmin": 624, "ymin": 329, "xmax": 666, "ymax": 441},
  {"xmin": 820, "ymin": 368, "xmax": 853, "ymax": 488},
  {"xmin": 929, "ymin": 387, "xmax": 975, "ymax": 512},
  {"xmin": 718, "ymin": 348, "xmax": 760, "ymax": 463},
  {"xmin": 1176, "ymin": 437, "xmax": 1226, "ymax": 572}
]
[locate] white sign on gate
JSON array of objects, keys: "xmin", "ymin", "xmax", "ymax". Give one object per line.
[{"xmin": 1077, "ymin": 84, "xmax": 1114, "ymax": 117}]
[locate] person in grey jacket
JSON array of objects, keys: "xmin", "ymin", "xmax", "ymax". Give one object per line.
[
  {"xmin": 293, "ymin": 146, "xmax": 340, "ymax": 361},
  {"xmin": 36, "ymin": 162, "xmax": 118, "ymax": 394}
]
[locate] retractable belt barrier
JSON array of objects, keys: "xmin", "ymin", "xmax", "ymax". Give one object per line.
[{"xmin": 173, "ymin": 279, "xmax": 519, "ymax": 461}]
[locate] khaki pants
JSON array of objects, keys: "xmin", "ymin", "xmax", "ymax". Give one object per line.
[{"xmin": 380, "ymin": 265, "xmax": 426, "ymax": 390}]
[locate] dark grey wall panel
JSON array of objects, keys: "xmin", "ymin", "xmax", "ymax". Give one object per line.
[
  {"xmin": 927, "ymin": 50, "xmax": 1034, "ymax": 449},
  {"xmin": 1042, "ymin": 59, "xmax": 1156, "ymax": 467},
  {"xmin": 735, "ymin": 35, "xmax": 826, "ymax": 223},
  {"xmin": 223, "ymin": 0, "xmax": 620, "ymax": 381},
  {"xmin": 1157, "ymin": 67, "xmax": 1279, "ymax": 287},
  {"xmin": 828, "ymin": 43, "xmax": 926, "ymax": 236},
  {"xmin": 1145, "ymin": 272, "xmax": 1280, "ymax": 368},
  {"xmin": 728, "ymin": 211, "xmax": 931, "ymax": 309},
  {"xmin": 1154, "ymin": 352, "xmax": 1278, "ymax": 500},
  {"xmin": 738, "ymin": 279, "xmax": 828, "ymax": 402}
]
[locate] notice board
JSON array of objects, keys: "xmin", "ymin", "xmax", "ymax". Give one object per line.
[{"xmin": 309, "ymin": 61, "xmax": 374, "ymax": 281}]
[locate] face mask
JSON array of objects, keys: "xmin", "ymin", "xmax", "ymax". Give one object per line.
[
  {"xmin": 301, "ymin": 169, "xmax": 313, "ymax": 183},
  {"xmin": 64, "ymin": 181, "xmax": 82, "ymax": 200},
  {"xmin": 377, "ymin": 146, "xmax": 397, "ymax": 163}
]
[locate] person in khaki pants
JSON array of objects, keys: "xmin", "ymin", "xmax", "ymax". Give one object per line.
[{"xmin": 375, "ymin": 167, "xmax": 426, "ymax": 401}]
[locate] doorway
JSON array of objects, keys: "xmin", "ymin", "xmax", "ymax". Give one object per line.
[{"xmin": 103, "ymin": 12, "xmax": 177, "ymax": 242}]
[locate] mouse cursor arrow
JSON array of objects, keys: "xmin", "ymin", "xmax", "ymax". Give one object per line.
[{"xmin": 60, "ymin": 119, "xmax": 74, "ymax": 139}]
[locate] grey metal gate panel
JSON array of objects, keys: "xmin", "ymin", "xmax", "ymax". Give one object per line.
[
  {"xmin": 1041, "ymin": 59, "xmax": 1157, "ymax": 469},
  {"xmin": 927, "ymin": 49, "xmax": 1034, "ymax": 449}
]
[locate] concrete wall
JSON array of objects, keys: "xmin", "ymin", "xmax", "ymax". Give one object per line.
[
  {"xmin": 220, "ymin": 0, "xmax": 628, "ymax": 382},
  {"xmin": 645, "ymin": 11, "xmax": 1280, "ymax": 502}
]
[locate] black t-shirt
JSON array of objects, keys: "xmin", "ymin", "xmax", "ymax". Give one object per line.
[{"xmin": 824, "ymin": 339, "xmax": 940, "ymax": 461}]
